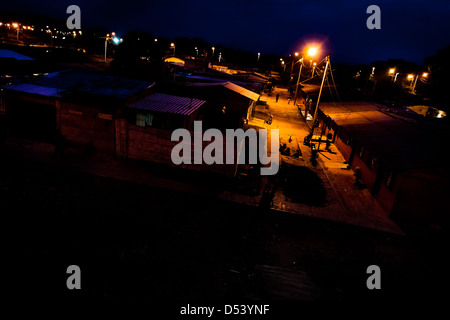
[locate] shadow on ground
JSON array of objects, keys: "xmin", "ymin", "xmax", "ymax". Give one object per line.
[{"xmin": 281, "ymin": 164, "xmax": 328, "ymax": 206}]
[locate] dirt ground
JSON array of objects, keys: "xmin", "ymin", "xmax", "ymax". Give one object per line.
[{"xmin": 1, "ymin": 147, "xmax": 448, "ymax": 304}]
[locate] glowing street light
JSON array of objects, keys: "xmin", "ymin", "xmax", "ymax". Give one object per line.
[
  {"xmin": 307, "ymin": 47, "xmax": 318, "ymax": 57},
  {"xmin": 170, "ymin": 42, "xmax": 176, "ymax": 56},
  {"xmin": 212, "ymin": 46, "xmax": 215, "ymax": 58},
  {"xmin": 293, "ymin": 45, "xmax": 319, "ymax": 104},
  {"xmin": 407, "ymin": 74, "xmax": 414, "ymax": 80},
  {"xmin": 105, "ymin": 32, "xmax": 121, "ymax": 62},
  {"xmin": 410, "ymin": 72, "xmax": 429, "ymax": 93},
  {"xmin": 389, "ymin": 68, "xmax": 395, "ymax": 75}
]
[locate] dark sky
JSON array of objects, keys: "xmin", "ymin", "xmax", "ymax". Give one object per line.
[{"xmin": 2, "ymin": 0, "xmax": 450, "ymax": 65}]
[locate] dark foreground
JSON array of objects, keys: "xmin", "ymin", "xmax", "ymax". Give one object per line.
[{"xmin": 1, "ymin": 147, "xmax": 448, "ymax": 305}]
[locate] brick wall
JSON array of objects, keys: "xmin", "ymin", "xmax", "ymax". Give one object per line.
[
  {"xmin": 116, "ymin": 119, "xmax": 239, "ymax": 177},
  {"xmin": 60, "ymin": 101, "xmax": 115, "ymax": 153}
]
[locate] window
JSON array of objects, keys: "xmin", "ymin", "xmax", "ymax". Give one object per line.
[{"xmin": 136, "ymin": 112, "xmax": 153, "ymax": 127}]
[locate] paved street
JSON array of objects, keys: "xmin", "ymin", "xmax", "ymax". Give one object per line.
[{"xmin": 246, "ymin": 87, "xmax": 402, "ymax": 234}]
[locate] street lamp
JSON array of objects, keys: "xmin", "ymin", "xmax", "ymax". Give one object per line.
[
  {"xmin": 104, "ymin": 34, "xmax": 110, "ymax": 62},
  {"xmin": 212, "ymin": 46, "xmax": 215, "ymax": 59},
  {"xmin": 105, "ymin": 32, "xmax": 121, "ymax": 62},
  {"xmin": 289, "ymin": 52, "xmax": 300, "ymax": 87},
  {"xmin": 410, "ymin": 72, "xmax": 429, "ymax": 94},
  {"xmin": 171, "ymin": 43, "xmax": 175, "ymax": 56},
  {"xmin": 307, "ymin": 47, "xmax": 318, "ymax": 57},
  {"xmin": 257, "ymin": 52, "xmax": 260, "ymax": 63},
  {"xmin": 293, "ymin": 45, "xmax": 319, "ymax": 105},
  {"xmin": 308, "ymin": 55, "xmax": 330, "ymax": 141},
  {"xmin": 388, "ymin": 68, "xmax": 396, "ymax": 81}
]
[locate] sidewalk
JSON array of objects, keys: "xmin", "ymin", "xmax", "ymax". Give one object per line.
[{"xmin": 247, "ymin": 87, "xmax": 403, "ymax": 235}]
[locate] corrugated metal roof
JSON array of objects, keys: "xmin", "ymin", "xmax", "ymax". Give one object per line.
[
  {"xmin": 222, "ymin": 81, "xmax": 260, "ymax": 101},
  {"xmin": 3, "ymin": 83, "xmax": 62, "ymax": 97},
  {"xmin": 127, "ymin": 93, "xmax": 206, "ymax": 116},
  {"xmin": 186, "ymin": 81, "xmax": 260, "ymax": 101}
]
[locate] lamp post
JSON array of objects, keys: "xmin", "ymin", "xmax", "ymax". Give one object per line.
[
  {"xmin": 170, "ymin": 43, "xmax": 175, "ymax": 56},
  {"xmin": 105, "ymin": 32, "xmax": 121, "ymax": 62},
  {"xmin": 411, "ymin": 72, "xmax": 428, "ymax": 94},
  {"xmin": 388, "ymin": 68, "xmax": 395, "ymax": 82},
  {"xmin": 309, "ymin": 55, "xmax": 330, "ymax": 139},
  {"xmin": 407, "ymin": 74, "xmax": 415, "ymax": 91},
  {"xmin": 289, "ymin": 52, "xmax": 299, "ymax": 87},
  {"xmin": 293, "ymin": 46, "xmax": 318, "ymax": 105},
  {"xmin": 212, "ymin": 46, "xmax": 215, "ymax": 59},
  {"xmin": 293, "ymin": 58, "xmax": 304, "ymax": 105}
]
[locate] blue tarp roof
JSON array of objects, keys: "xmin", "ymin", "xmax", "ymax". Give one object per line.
[
  {"xmin": 0, "ymin": 49, "xmax": 34, "ymax": 61},
  {"xmin": 2, "ymin": 70, "xmax": 154, "ymax": 99}
]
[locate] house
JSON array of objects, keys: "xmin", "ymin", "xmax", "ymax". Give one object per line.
[
  {"xmin": 1, "ymin": 69, "xmax": 241, "ymax": 176},
  {"xmin": 315, "ymin": 101, "xmax": 450, "ymax": 226},
  {"xmin": 168, "ymin": 81, "xmax": 261, "ymax": 129},
  {"xmin": 1, "ymin": 69, "xmax": 154, "ymax": 152}
]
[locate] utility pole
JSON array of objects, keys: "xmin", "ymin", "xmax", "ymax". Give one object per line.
[
  {"xmin": 411, "ymin": 74, "xmax": 419, "ymax": 94},
  {"xmin": 293, "ymin": 58, "xmax": 303, "ymax": 105},
  {"xmin": 289, "ymin": 53, "xmax": 300, "ymax": 87},
  {"xmin": 309, "ymin": 56, "xmax": 330, "ymax": 137},
  {"xmin": 104, "ymin": 37, "xmax": 108, "ymax": 62}
]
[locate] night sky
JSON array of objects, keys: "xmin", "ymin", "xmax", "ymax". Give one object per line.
[{"xmin": 2, "ymin": 0, "xmax": 450, "ymax": 64}]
